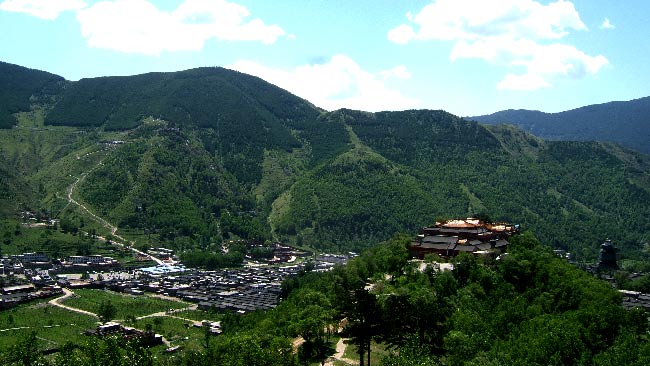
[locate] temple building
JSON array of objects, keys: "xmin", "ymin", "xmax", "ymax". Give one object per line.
[{"xmin": 409, "ymin": 218, "xmax": 519, "ymax": 259}]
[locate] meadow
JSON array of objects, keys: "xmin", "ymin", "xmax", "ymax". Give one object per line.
[
  {"xmin": 62, "ymin": 289, "xmax": 190, "ymax": 320},
  {"xmin": 0, "ymin": 300, "xmax": 97, "ymax": 350}
]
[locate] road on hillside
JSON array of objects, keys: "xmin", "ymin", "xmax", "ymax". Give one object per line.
[{"xmin": 62, "ymin": 152, "xmax": 166, "ymax": 266}]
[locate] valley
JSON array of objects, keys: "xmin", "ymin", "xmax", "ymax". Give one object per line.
[{"xmin": 1, "ymin": 61, "xmax": 650, "ymax": 365}]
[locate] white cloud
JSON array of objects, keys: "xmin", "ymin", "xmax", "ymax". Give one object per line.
[
  {"xmin": 380, "ymin": 65, "xmax": 412, "ymax": 80},
  {"xmin": 389, "ymin": 0, "xmax": 607, "ymax": 90},
  {"xmin": 228, "ymin": 55, "xmax": 419, "ymax": 112},
  {"xmin": 600, "ymin": 18, "xmax": 615, "ymax": 30},
  {"xmin": 0, "ymin": 0, "xmax": 86, "ymax": 20},
  {"xmin": 387, "ymin": 24, "xmax": 416, "ymax": 45},
  {"xmin": 75, "ymin": 0, "xmax": 286, "ymax": 55}
]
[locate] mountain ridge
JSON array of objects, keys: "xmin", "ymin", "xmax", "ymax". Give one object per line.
[
  {"xmin": 469, "ymin": 96, "xmax": 650, "ymax": 154},
  {"xmin": 1, "ymin": 60, "xmax": 649, "ymax": 262}
]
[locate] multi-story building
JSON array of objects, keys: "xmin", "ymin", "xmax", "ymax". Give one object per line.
[{"xmin": 410, "ymin": 218, "xmax": 519, "ymax": 259}]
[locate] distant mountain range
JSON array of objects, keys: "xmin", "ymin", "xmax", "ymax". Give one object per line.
[
  {"xmin": 469, "ymin": 97, "xmax": 650, "ymax": 154},
  {"xmin": 1, "ymin": 60, "xmax": 649, "ymax": 261}
]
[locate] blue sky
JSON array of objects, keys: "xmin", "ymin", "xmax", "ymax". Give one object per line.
[{"xmin": 1, "ymin": 0, "xmax": 648, "ymax": 116}]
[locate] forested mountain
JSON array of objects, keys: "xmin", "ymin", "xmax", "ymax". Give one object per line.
[
  {"xmin": 469, "ymin": 97, "xmax": 650, "ymax": 154},
  {"xmin": 0, "ymin": 61, "xmax": 64, "ymax": 128},
  {"xmin": 1, "ymin": 61, "xmax": 649, "ymax": 262}
]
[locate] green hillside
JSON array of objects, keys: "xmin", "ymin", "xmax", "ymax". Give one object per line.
[
  {"xmin": 273, "ymin": 109, "xmax": 650, "ymax": 258},
  {"xmin": 0, "ymin": 62, "xmax": 649, "ymax": 263},
  {"xmin": 0, "ymin": 61, "xmax": 64, "ymax": 129},
  {"xmin": 470, "ymin": 96, "xmax": 650, "ymax": 154}
]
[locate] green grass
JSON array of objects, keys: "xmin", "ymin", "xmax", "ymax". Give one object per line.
[
  {"xmin": 254, "ymin": 149, "xmax": 307, "ymax": 208},
  {"xmin": 0, "ymin": 300, "xmax": 98, "ymax": 350},
  {"xmin": 0, "ymin": 292, "xmax": 209, "ymax": 359},
  {"xmin": 63, "ymin": 289, "xmax": 189, "ymax": 320},
  {"xmin": 142, "ymin": 316, "xmax": 209, "ymax": 354},
  {"xmin": 121, "ymin": 259, "xmax": 157, "ymax": 268},
  {"xmin": 171, "ymin": 309, "xmax": 222, "ymax": 323},
  {"xmin": 0, "ymin": 218, "xmax": 158, "ymax": 267},
  {"xmin": 342, "ymin": 340, "xmax": 390, "ymax": 365},
  {"xmin": 14, "ymin": 106, "xmax": 45, "ymax": 128},
  {"xmin": 1, "ymin": 219, "xmax": 112, "ymax": 257}
]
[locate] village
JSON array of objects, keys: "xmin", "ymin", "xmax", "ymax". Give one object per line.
[
  {"xmin": 1, "ymin": 242, "xmax": 354, "ymax": 313},
  {"xmin": 3, "ymin": 217, "xmax": 650, "ymax": 356}
]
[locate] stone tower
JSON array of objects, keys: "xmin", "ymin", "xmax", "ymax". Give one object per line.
[{"xmin": 598, "ymin": 239, "xmax": 618, "ymax": 270}]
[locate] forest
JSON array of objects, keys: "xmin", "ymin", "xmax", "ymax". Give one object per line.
[
  {"xmin": 471, "ymin": 96, "xmax": 650, "ymax": 154},
  {"xmin": 3, "ymin": 233, "xmax": 650, "ymax": 365},
  {"xmin": 1, "ymin": 61, "xmax": 650, "ymax": 264}
]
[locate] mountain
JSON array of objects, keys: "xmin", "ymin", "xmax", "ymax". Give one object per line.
[
  {"xmin": 1, "ymin": 61, "xmax": 649, "ymax": 262},
  {"xmin": 0, "ymin": 61, "xmax": 64, "ymax": 128},
  {"xmin": 468, "ymin": 97, "xmax": 650, "ymax": 154}
]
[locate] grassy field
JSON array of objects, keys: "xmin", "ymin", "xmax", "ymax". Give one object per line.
[
  {"xmin": 2, "ymin": 220, "xmax": 102, "ymax": 255},
  {"xmin": 145, "ymin": 316, "xmax": 209, "ymax": 353},
  {"xmin": 62, "ymin": 289, "xmax": 190, "ymax": 320},
  {"xmin": 0, "ymin": 300, "xmax": 98, "ymax": 350},
  {"xmin": 342, "ymin": 340, "xmax": 391, "ymax": 365},
  {"xmin": 169, "ymin": 309, "xmax": 222, "ymax": 323},
  {"xmin": 0, "ymin": 290, "xmax": 214, "ymax": 361}
]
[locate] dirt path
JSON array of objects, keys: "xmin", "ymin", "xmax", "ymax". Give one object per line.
[
  {"xmin": 47, "ymin": 288, "xmax": 174, "ymax": 347},
  {"xmin": 62, "ymin": 154, "xmax": 166, "ymax": 266},
  {"xmin": 292, "ymin": 336, "xmax": 305, "ymax": 352},
  {"xmin": 136, "ymin": 304, "xmax": 199, "ymax": 323},
  {"xmin": 291, "ymin": 335, "xmax": 358, "ymax": 366},
  {"xmin": 47, "ymin": 288, "xmax": 99, "ymax": 318},
  {"xmin": 324, "ymin": 338, "xmax": 358, "ymax": 366}
]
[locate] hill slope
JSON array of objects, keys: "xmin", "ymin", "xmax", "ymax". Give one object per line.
[
  {"xmin": 1, "ymin": 61, "xmax": 649, "ymax": 262},
  {"xmin": 0, "ymin": 61, "xmax": 64, "ymax": 128},
  {"xmin": 273, "ymin": 109, "xmax": 650, "ymax": 257},
  {"xmin": 469, "ymin": 97, "xmax": 650, "ymax": 154}
]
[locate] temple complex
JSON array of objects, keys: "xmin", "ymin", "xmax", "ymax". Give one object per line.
[{"xmin": 409, "ymin": 218, "xmax": 519, "ymax": 259}]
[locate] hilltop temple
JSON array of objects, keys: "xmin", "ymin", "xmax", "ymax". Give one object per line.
[{"xmin": 409, "ymin": 218, "xmax": 519, "ymax": 259}]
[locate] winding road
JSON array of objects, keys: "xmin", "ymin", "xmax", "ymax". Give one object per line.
[{"xmin": 48, "ymin": 288, "xmax": 99, "ymax": 318}]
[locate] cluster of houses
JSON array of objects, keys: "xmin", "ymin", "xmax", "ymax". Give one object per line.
[
  {"xmin": 409, "ymin": 218, "xmax": 519, "ymax": 259},
  {"xmin": 2, "ymin": 246, "xmax": 352, "ymax": 313},
  {"xmin": 20, "ymin": 210, "xmax": 58, "ymax": 227},
  {"xmin": 60, "ymin": 255, "xmax": 120, "ymax": 269},
  {"xmin": 99, "ymin": 256, "xmax": 346, "ymax": 313},
  {"xmin": 5, "ymin": 252, "xmax": 51, "ymax": 270},
  {"xmin": 620, "ymin": 290, "xmax": 650, "ymax": 312},
  {"xmin": 2, "ymin": 252, "xmax": 120, "ymax": 273},
  {"xmin": 0, "ymin": 283, "xmax": 63, "ymax": 309}
]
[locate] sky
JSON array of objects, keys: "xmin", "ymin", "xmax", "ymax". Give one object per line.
[{"xmin": 1, "ymin": 0, "xmax": 648, "ymax": 116}]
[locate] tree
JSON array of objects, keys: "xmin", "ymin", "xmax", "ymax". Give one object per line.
[
  {"xmin": 343, "ymin": 288, "xmax": 381, "ymax": 366},
  {"xmin": 2, "ymin": 331, "xmax": 45, "ymax": 366},
  {"xmin": 197, "ymin": 332, "xmax": 295, "ymax": 366},
  {"xmin": 290, "ymin": 289, "xmax": 334, "ymax": 365},
  {"xmin": 98, "ymin": 300, "xmax": 117, "ymax": 323}
]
